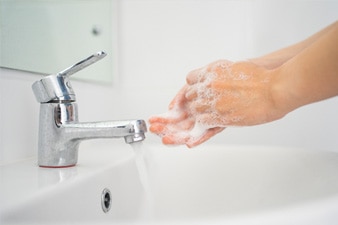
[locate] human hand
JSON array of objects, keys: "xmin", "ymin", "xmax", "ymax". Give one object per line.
[
  {"xmin": 185, "ymin": 60, "xmax": 286, "ymax": 126},
  {"xmin": 149, "ymin": 59, "xmax": 285, "ymax": 147},
  {"xmin": 149, "ymin": 85, "xmax": 224, "ymax": 148}
]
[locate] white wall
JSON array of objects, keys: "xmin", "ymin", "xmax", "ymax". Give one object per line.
[{"xmin": 1, "ymin": 0, "xmax": 337, "ymax": 164}]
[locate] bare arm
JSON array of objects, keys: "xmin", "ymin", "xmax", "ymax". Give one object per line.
[
  {"xmin": 149, "ymin": 21, "xmax": 338, "ymax": 148},
  {"xmin": 272, "ymin": 21, "xmax": 338, "ymax": 114},
  {"xmin": 250, "ymin": 21, "xmax": 338, "ymax": 69}
]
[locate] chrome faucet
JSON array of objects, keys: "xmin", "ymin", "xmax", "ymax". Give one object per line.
[{"xmin": 32, "ymin": 51, "xmax": 147, "ymax": 168}]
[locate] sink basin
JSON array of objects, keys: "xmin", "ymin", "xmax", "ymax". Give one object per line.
[
  {"xmin": 1, "ymin": 142, "xmax": 338, "ymax": 224},
  {"xmin": 149, "ymin": 145, "xmax": 338, "ymax": 224}
]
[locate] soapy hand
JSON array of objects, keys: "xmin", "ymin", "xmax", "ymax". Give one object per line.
[
  {"xmin": 149, "ymin": 22, "xmax": 338, "ymax": 148},
  {"xmin": 149, "ymin": 85, "xmax": 224, "ymax": 148},
  {"xmin": 149, "ymin": 60, "xmax": 285, "ymax": 147},
  {"xmin": 185, "ymin": 60, "xmax": 286, "ymax": 127}
]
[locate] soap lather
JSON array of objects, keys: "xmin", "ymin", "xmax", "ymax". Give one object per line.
[{"xmin": 32, "ymin": 51, "xmax": 147, "ymax": 168}]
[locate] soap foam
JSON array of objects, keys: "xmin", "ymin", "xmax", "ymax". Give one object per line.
[{"xmin": 188, "ymin": 122, "xmax": 210, "ymax": 142}]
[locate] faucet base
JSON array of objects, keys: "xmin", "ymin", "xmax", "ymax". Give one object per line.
[{"xmin": 39, "ymin": 164, "xmax": 76, "ymax": 169}]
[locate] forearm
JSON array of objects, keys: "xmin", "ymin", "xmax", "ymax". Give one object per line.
[
  {"xmin": 272, "ymin": 22, "xmax": 338, "ymax": 113},
  {"xmin": 251, "ymin": 21, "xmax": 338, "ymax": 69}
]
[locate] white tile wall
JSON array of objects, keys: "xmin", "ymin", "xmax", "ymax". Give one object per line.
[{"xmin": 1, "ymin": 0, "xmax": 337, "ymax": 164}]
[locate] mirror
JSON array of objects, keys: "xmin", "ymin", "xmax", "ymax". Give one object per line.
[{"xmin": 0, "ymin": 0, "xmax": 115, "ymax": 83}]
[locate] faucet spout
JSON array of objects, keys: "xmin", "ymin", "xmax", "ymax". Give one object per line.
[{"xmin": 64, "ymin": 120, "xmax": 147, "ymax": 143}]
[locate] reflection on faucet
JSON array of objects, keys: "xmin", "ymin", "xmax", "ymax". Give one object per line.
[{"xmin": 32, "ymin": 52, "xmax": 147, "ymax": 168}]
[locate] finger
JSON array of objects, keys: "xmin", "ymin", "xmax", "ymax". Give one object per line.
[
  {"xmin": 162, "ymin": 133, "xmax": 189, "ymax": 146},
  {"xmin": 189, "ymin": 100, "xmax": 211, "ymax": 113},
  {"xmin": 186, "ymin": 66, "xmax": 208, "ymax": 85},
  {"xmin": 149, "ymin": 116, "xmax": 178, "ymax": 124},
  {"xmin": 186, "ymin": 68, "xmax": 201, "ymax": 85},
  {"xmin": 149, "ymin": 110, "xmax": 188, "ymax": 124},
  {"xmin": 150, "ymin": 116, "xmax": 194, "ymax": 138},
  {"xmin": 169, "ymin": 85, "xmax": 188, "ymax": 110},
  {"xmin": 176, "ymin": 118, "xmax": 195, "ymax": 130},
  {"xmin": 149, "ymin": 116, "xmax": 163, "ymax": 123},
  {"xmin": 186, "ymin": 127, "xmax": 225, "ymax": 148},
  {"xmin": 185, "ymin": 86, "xmax": 198, "ymax": 100},
  {"xmin": 149, "ymin": 123, "xmax": 165, "ymax": 134}
]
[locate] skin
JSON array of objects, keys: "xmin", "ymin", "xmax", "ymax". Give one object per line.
[{"xmin": 149, "ymin": 21, "xmax": 338, "ymax": 148}]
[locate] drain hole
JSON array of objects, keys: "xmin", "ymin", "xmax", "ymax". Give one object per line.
[{"xmin": 101, "ymin": 188, "xmax": 112, "ymax": 213}]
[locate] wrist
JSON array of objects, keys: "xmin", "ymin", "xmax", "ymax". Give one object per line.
[
  {"xmin": 249, "ymin": 53, "xmax": 295, "ymax": 70},
  {"xmin": 270, "ymin": 65, "xmax": 300, "ymax": 116}
]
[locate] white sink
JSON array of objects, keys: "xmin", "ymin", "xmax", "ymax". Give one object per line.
[{"xmin": 1, "ymin": 142, "xmax": 338, "ymax": 225}]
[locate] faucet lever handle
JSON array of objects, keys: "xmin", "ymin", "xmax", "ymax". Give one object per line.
[
  {"xmin": 32, "ymin": 51, "xmax": 107, "ymax": 103},
  {"xmin": 57, "ymin": 51, "xmax": 107, "ymax": 78}
]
